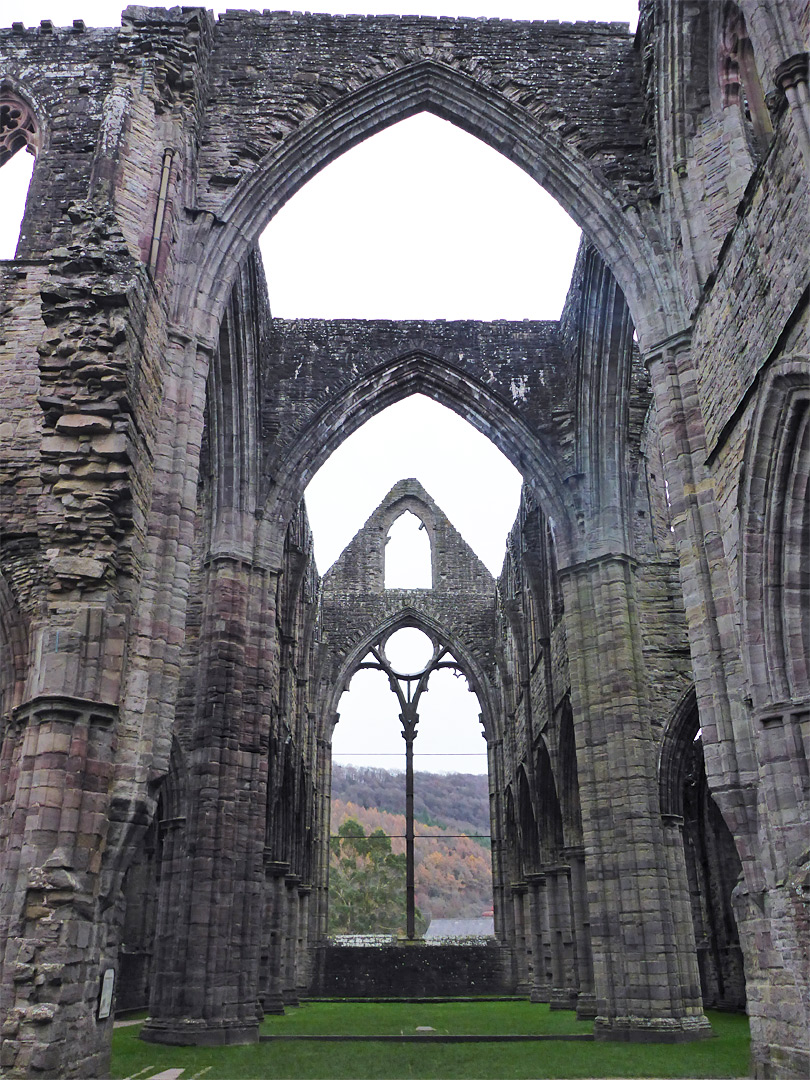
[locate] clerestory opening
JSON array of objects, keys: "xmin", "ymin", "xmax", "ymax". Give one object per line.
[{"xmin": 304, "ymin": 392, "xmax": 525, "ymax": 577}]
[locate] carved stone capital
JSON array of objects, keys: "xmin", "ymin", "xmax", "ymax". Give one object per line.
[{"xmin": 775, "ymin": 53, "xmax": 809, "ymax": 93}]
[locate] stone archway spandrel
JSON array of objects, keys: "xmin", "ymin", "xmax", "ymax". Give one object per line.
[{"xmin": 175, "ymin": 37, "xmax": 680, "ymax": 344}]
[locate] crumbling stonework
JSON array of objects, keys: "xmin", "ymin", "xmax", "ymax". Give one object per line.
[{"xmin": 0, "ymin": 3, "xmax": 808, "ymax": 1078}]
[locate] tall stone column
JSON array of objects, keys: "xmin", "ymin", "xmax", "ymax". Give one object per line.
[
  {"xmin": 142, "ymin": 558, "xmax": 275, "ymax": 1046},
  {"xmin": 0, "ymin": 697, "xmax": 118, "ymax": 1078},
  {"xmin": 148, "ymin": 815, "xmax": 189, "ymax": 1022},
  {"xmin": 283, "ymin": 874, "xmax": 301, "ymax": 1006},
  {"xmin": 259, "ymin": 860, "xmax": 289, "ymax": 1015},
  {"xmin": 661, "ymin": 816, "xmax": 702, "ymax": 1011},
  {"xmin": 525, "ymin": 872, "xmax": 551, "ymax": 1003},
  {"xmin": 565, "ymin": 845, "xmax": 596, "ymax": 1019},
  {"xmin": 510, "ymin": 883, "xmax": 531, "ymax": 995},
  {"xmin": 547, "ymin": 864, "xmax": 578, "ymax": 1011},
  {"xmin": 295, "ymin": 884, "xmax": 312, "ymax": 1000},
  {"xmin": 644, "ymin": 335, "xmax": 754, "ymax": 828},
  {"xmin": 560, "ymin": 554, "xmax": 709, "ymax": 1042}
]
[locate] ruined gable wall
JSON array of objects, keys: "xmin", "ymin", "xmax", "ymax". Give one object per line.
[{"xmin": 317, "ymin": 480, "xmax": 498, "ymax": 704}]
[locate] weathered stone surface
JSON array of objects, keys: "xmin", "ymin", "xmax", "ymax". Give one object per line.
[{"xmin": 1, "ymin": 4, "xmax": 808, "ymax": 1079}]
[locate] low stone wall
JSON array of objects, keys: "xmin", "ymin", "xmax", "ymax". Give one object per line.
[{"xmin": 311, "ymin": 943, "xmax": 512, "ymax": 998}]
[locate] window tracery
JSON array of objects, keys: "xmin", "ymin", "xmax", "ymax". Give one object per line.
[
  {"xmin": 336, "ymin": 625, "xmax": 479, "ymax": 939},
  {"xmin": 0, "ymin": 91, "xmax": 39, "ymax": 167}
]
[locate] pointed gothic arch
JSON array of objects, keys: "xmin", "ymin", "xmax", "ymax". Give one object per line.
[
  {"xmin": 323, "ymin": 606, "xmax": 496, "ymax": 744},
  {"xmin": 256, "ymin": 350, "xmax": 575, "ymax": 567},
  {"xmin": 0, "ymin": 571, "xmax": 29, "ymax": 728},
  {"xmin": 384, "ymin": 509, "xmax": 433, "ymax": 590},
  {"xmin": 659, "ymin": 685, "xmax": 701, "ymax": 818},
  {"xmin": 180, "ymin": 59, "xmax": 674, "ymax": 347},
  {"xmin": 739, "ymin": 357, "xmax": 810, "ymax": 708}
]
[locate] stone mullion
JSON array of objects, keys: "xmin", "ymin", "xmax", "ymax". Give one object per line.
[
  {"xmin": 561, "ymin": 555, "xmax": 710, "ymax": 1041},
  {"xmin": 0, "ymin": 698, "xmax": 117, "ymax": 1079},
  {"xmin": 566, "ymin": 845, "xmax": 596, "ymax": 1019},
  {"xmin": 526, "ymin": 872, "xmax": 551, "ymax": 1003}
]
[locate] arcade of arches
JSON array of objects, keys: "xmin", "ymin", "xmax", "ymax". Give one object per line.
[{"xmin": 0, "ymin": 4, "xmax": 808, "ymax": 1078}]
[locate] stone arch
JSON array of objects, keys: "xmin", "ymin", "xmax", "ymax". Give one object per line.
[
  {"xmin": 739, "ymin": 357, "xmax": 810, "ymax": 708},
  {"xmin": 535, "ymin": 738, "xmax": 565, "ymax": 861},
  {"xmin": 0, "ymin": 80, "xmax": 41, "ymax": 167},
  {"xmin": 572, "ymin": 242, "xmax": 640, "ymax": 551},
  {"xmin": 257, "ymin": 350, "xmax": 575, "ymax": 567},
  {"xmin": 0, "ymin": 571, "xmax": 29, "ymax": 729},
  {"xmin": 504, "ymin": 784, "xmax": 519, "ymax": 882},
  {"xmin": 658, "ymin": 686, "xmax": 746, "ymax": 1011},
  {"xmin": 157, "ymin": 737, "xmax": 190, "ymax": 825},
  {"xmin": 517, "ymin": 765, "xmax": 540, "ymax": 875},
  {"xmin": 182, "ymin": 59, "xmax": 675, "ymax": 346},
  {"xmin": 557, "ymin": 697, "xmax": 583, "ymax": 847},
  {"xmin": 0, "ymin": 80, "xmax": 42, "ymax": 259},
  {"xmin": 383, "ymin": 504, "xmax": 434, "ymax": 590},
  {"xmin": 659, "ymin": 684, "xmax": 701, "ymax": 818},
  {"xmin": 324, "ymin": 606, "xmax": 496, "ymax": 744}
]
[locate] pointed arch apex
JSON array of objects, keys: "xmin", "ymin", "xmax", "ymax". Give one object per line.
[{"xmin": 180, "ymin": 47, "xmax": 671, "ymax": 344}]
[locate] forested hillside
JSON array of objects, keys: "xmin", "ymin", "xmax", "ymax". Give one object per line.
[
  {"xmin": 330, "ymin": 797, "xmax": 493, "ymax": 923},
  {"xmin": 331, "ymin": 765, "xmax": 491, "ymax": 841}
]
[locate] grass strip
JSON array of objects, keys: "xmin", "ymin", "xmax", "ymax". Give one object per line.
[{"xmin": 111, "ymin": 1004, "xmax": 750, "ymax": 1079}]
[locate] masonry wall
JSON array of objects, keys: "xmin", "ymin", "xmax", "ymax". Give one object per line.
[{"xmin": 0, "ymin": 3, "xmax": 808, "ymax": 1076}]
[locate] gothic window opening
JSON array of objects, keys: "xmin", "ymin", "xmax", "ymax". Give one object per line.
[
  {"xmin": 385, "ymin": 511, "xmax": 432, "ymax": 589},
  {"xmin": 742, "ymin": 367, "xmax": 810, "ymax": 706},
  {"xmin": 0, "ymin": 90, "xmax": 38, "ymax": 259},
  {"xmin": 719, "ymin": 2, "xmax": 773, "ymax": 155},
  {"xmin": 330, "ymin": 626, "xmax": 491, "ymax": 940}
]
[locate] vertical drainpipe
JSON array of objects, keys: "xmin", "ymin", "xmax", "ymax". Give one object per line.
[{"xmin": 148, "ymin": 148, "xmax": 175, "ymax": 277}]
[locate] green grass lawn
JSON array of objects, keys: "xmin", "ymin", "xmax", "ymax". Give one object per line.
[
  {"xmin": 261, "ymin": 999, "xmax": 587, "ymax": 1036},
  {"xmin": 110, "ymin": 1003, "xmax": 750, "ymax": 1079}
]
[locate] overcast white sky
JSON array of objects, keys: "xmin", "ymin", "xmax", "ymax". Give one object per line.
[{"xmin": 2, "ymin": 0, "xmax": 638, "ymax": 771}]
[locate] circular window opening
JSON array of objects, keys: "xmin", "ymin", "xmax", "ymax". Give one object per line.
[{"xmin": 383, "ymin": 627, "xmax": 435, "ymax": 674}]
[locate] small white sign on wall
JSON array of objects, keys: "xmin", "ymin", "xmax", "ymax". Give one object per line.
[{"xmin": 97, "ymin": 968, "xmax": 115, "ymax": 1021}]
